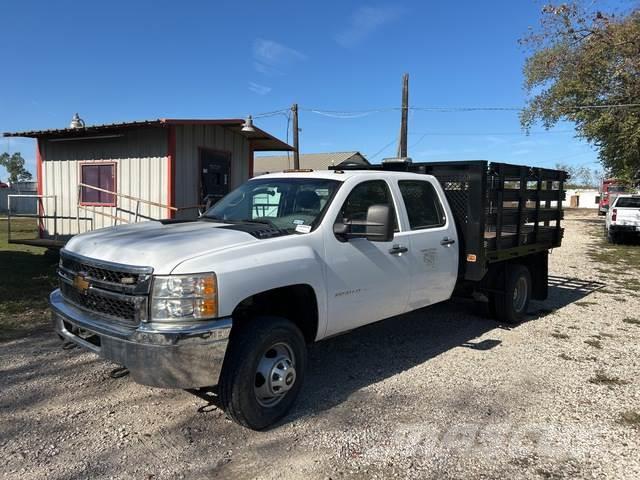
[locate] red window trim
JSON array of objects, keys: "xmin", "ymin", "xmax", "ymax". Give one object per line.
[{"xmin": 79, "ymin": 161, "xmax": 118, "ymax": 207}]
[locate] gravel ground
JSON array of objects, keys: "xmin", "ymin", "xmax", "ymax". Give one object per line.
[{"xmin": 1, "ymin": 210, "xmax": 639, "ymax": 480}]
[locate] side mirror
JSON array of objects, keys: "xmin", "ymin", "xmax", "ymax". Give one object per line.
[
  {"xmin": 364, "ymin": 204, "xmax": 394, "ymax": 242},
  {"xmin": 333, "ymin": 204, "xmax": 394, "ymax": 242}
]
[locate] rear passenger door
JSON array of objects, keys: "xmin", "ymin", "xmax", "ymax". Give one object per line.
[{"xmin": 396, "ymin": 178, "xmax": 458, "ymax": 309}]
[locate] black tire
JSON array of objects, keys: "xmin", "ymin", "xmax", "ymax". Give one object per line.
[
  {"xmin": 219, "ymin": 316, "xmax": 306, "ymax": 430},
  {"xmin": 493, "ymin": 264, "xmax": 532, "ymax": 324},
  {"xmin": 607, "ymin": 231, "xmax": 617, "ymax": 244}
]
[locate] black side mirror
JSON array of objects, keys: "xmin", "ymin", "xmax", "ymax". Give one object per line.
[
  {"xmin": 364, "ymin": 204, "xmax": 394, "ymax": 242},
  {"xmin": 333, "ymin": 204, "xmax": 394, "ymax": 242}
]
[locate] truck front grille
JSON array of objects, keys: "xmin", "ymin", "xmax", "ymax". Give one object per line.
[
  {"xmin": 58, "ymin": 250, "xmax": 153, "ymax": 325},
  {"xmin": 60, "ymin": 255, "xmax": 148, "ymax": 288},
  {"xmin": 60, "ymin": 282, "xmax": 138, "ymax": 322}
]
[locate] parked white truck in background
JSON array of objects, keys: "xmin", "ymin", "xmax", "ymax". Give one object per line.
[
  {"xmin": 606, "ymin": 194, "xmax": 640, "ymax": 244},
  {"xmin": 51, "ymin": 160, "xmax": 567, "ymax": 429}
]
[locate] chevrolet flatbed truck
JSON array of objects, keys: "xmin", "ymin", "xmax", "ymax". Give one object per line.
[{"xmin": 51, "ymin": 159, "xmax": 566, "ymax": 429}]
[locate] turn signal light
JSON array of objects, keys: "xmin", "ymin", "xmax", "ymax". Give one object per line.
[{"xmin": 612, "ymin": 208, "xmax": 617, "ymax": 222}]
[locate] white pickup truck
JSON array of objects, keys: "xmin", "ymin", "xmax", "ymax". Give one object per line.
[
  {"xmin": 51, "ymin": 160, "xmax": 566, "ymax": 429},
  {"xmin": 606, "ymin": 194, "xmax": 640, "ymax": 244}
]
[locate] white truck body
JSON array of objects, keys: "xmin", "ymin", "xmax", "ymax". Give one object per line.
[
  {"xmin": 51, "ymin": 164, "xmax": 562, "ymax": 429},
  {"xmin": 605, "ymin": 194, "xmax": 640, "ymax": 243},
  {"xmin": 60, "ymin": 171, "xmax": 458, "ymax": 341}
]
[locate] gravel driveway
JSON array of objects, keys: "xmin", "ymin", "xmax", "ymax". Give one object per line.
[{"xmin": 1, "ymin": 210, "xmax": 639, "ymax": 480}]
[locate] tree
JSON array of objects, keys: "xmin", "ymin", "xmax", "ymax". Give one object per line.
[
  {"xmin": 0, "ymin": 152, "xmax": 33, "ymax": 183},
  {"xmin": 520, "ymin": 3, "xmax": 640, "ymax": 182},
  {"xmin": 555, "ymin": 163, "xmax": 602, "ymax": 188}
]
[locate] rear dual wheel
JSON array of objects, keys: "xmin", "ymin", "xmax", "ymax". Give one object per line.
[{"xmin": 491, "ymin": 264, "xmax": 532, "ymax": 324}]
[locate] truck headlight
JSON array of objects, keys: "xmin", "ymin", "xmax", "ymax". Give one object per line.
[{"xmin": 150, "ymin": 273, "xmax": 218, "ymax": 321}]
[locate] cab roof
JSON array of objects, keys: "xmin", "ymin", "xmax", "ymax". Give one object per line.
[{"xmin": 250, "ymin": 169, "xmax": 428, "ymax": 181}]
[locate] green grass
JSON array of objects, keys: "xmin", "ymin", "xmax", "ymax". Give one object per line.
[
  {"xmin": 0, "ymin": 218, "xmax": 58, "ymax": 341},
  {"xmin": 585, "ymin": 222, "xmax": 640, "ymax": 271}
]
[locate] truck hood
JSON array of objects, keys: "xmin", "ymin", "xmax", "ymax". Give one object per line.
[{"xmin": 64, "ymin": 220, "xmax": 259, "ymax": 274}]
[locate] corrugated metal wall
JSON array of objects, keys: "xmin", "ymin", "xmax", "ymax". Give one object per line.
[
  {"xmin": 174, "ymin": 124, "xmax": 250, "ymax": 218},
  {"xmin": 40, "ymin": 127, "xmax": 168, "ymax": 236}
]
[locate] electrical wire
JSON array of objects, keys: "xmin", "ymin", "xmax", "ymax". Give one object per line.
[
  {"xmin": 252, "ymin": 108, "xmax": 291, "ymax": 119},
  {"xmin": 299, "ymin": 103, "xmax": 640, "ymax": 118},
  {"xmin": 368, "ymin": 137, "xmax": 398, "ymax": 160}
]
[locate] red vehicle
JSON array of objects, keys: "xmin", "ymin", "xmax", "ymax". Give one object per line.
[
  {"xmin": 0, "ymin": 181, "xmax": 9, "ymax": 189},
  {"xmin": 599, "ymin": 178, "xmax": 627, "ymax": 215}
]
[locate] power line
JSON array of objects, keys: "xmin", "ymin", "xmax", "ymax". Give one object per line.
[
  {"xmin": 298, "ymin": 103, "xmax": 640, "ymax": 118},
  {"xmin": 251, "ymin": 103, "xmax": 640, "ymax": 122},
  {"xmin": 368, "ymin": 137, "xmax": 398, "ymax": 160}
]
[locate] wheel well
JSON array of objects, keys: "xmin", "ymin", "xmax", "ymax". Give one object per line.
[
  {"xmin": 482, "ymin": 251, "xmax": 548, "ymax": 300},
  {"xmin": 231, "ymin": 284, "xmax": 319, "ymax": 343}
]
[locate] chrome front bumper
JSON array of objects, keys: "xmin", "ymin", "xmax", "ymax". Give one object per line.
[{"xmin": 50, "ymin": 289, "xmax": 232, "ymax": 389}]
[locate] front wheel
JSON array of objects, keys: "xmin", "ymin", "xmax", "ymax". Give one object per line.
[
  {"xmin": 219, "ymin": 316, "xmax": 306, "ymax": 430},
  {"xmin": 493, "ymin": 264, "xmax": 532, "ymax": 324}
]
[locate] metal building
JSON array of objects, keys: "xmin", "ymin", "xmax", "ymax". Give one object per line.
[
  {"xmin": 3, "ymin": 118, "xmax": 292, "ymax": 247},
  {"xmin": 254, "ymin": 151, "xmax": 369, "ymax": 176}
]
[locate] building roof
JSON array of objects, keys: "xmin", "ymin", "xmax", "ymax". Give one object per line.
[
  {"xmin": 2, "ymin": 118, "xmax": 293, "ymax": 152},
  {"xmin": 254, "ymin": 151, "xmax": 369, "ymax": 174}
]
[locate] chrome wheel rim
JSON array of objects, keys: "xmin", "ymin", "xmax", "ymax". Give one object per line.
[
  {"xmin": 254, "ymin": 342, "xmax": 297, "ymax": 407},
  {"xmin": 513, "ymin": 276, "xmax": 528, "ymax": 313}
]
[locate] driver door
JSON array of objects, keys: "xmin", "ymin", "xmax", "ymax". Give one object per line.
[{"xmin": 323, "ymin": 179, "xmax": 411, "ymax": 336}]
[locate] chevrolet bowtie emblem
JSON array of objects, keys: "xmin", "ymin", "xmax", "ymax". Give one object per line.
[{"xmin": 73, "ymin": 273, "xmax": 90, "ymax": 295}]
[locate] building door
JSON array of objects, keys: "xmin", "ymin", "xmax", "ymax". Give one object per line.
[{"xmin": 200, "ymin": 150, "xmax": 231, "ymax": 207}]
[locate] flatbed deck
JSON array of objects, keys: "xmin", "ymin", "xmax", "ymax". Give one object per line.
[{"xmin": 332, "ymin": 159, "xmax": 567, "ymax": 282}]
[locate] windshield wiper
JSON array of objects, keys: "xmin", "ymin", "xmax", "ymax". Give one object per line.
[{"xmin": 240, "ymin": 218, "xmax": 279, "ymax": 229}]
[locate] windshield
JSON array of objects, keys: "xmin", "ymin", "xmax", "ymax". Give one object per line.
[
  {"xmin": 203, "ymin": 177, "xmax": 341, "ymax": 232},
  {"xmin": 615, "ymin": 197, "xmax": 640, "ymax": 208}
]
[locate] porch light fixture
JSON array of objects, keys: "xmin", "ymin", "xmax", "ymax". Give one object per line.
[
  {"xmin": 241, "ymin": 115, "xmax": 255, "ymax": 133},
  {"xmin": 69, "ymin": 113, "xmax": 86, "ymax": 129}
]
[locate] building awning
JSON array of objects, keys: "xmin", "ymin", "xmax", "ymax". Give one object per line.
[{"xmin": 2, "ymin": 118, "xmax": 293, "ymax": 152}]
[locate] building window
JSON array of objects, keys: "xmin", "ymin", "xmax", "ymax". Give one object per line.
[{"xmin": 80, "ymin": 163, "xmax": 116, "ymax": 205}]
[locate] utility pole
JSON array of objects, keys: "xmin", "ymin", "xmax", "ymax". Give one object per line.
[
  {"xmin": 397, "ymin": 73, "xmax": 409, "ymax": 159},
  {"xmin": 292, "ymin": 103, "xmax": 300, "ymax": 169}
]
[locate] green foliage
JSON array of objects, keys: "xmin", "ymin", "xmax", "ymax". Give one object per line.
[
  {"xmin": 0, "ymin": 152, "xmax": 33, "ymax": 183},
  {"xmin": 521, "ymin": 3, "xmax": 640, "ymax": 182},
  {"xmin": 556, "ymin": 162, "xmax": 602, "ymax": 187}
]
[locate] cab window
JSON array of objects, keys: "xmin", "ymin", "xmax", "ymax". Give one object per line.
[
  {"xmin": 398, "ymin": 180, "xmax": 446, "ymax": 230},
  {"xmin": 336, "ymin": 180, "xmax": 398, "ymax": 234}
]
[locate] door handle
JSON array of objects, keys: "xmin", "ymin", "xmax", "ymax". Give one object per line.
[
  {"xmin": 389, "ymin": 244, "xmax": 408, "ymax": 254},
  {"xmin": 440, "ymin": 237, "xmax": 456, "ymax": 246}
]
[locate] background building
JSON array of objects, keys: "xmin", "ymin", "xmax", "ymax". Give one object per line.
[
  {"xmin": 3, "ymin": 118, "xmax": 292, "ymax": 246},
  {"xmin": 254, "ymin": 151, "xmax": 369, "ymax": 175}
]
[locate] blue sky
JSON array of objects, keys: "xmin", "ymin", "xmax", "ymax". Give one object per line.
[{"xmin": 1, "ymin": 0, "xmax": 617, "ymax": 181}]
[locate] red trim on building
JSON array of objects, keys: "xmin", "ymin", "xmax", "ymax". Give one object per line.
[
  {"xmin": 167, "ymin": 125, "xmax": 176, "ymax": 218},
  {"xmin": 248, "ymin": 142, "xmax": 254, "ymax": 178},
  {"xmin": 36, "ymin": 138, "xmax": 44, "ymax": 238}
]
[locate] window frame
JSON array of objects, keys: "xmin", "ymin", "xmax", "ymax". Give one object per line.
[
  {"xmin": 397, "ymin": 179, "xmax": 447, "ymax": 231},
  {"xmin": 79, "ymin": 162, "xmax": 117, "ymax": 207}
]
